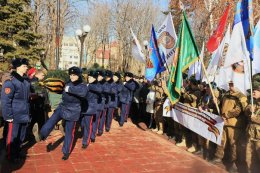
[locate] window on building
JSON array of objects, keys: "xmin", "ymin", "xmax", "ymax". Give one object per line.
[
  {"xmin": 70, "ymin": 56, "xmax": 72, "ymax": 58},
  {"xmin": 74, "ymin": 56, "xmax": 78, "ymax": 59},
  {"xmin": 74, "ymin": 62, "xmax": 78, "ymax": 65},
  {"xmin": 69, "ymin": 62, "xmax": 72, "ymax": 64},
  {"xmin": 69, "ymin": 43, "xmax": 73, "ymax": 46}
]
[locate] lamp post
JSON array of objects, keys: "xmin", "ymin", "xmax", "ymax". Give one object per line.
[{"xmin": 76, "ymin": 25, "xmax": 91, "ymax": 68}]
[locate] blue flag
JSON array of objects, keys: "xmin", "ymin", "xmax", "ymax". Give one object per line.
[
  {"xmin": 234, "ymin": 0, "xmax": 254, "ymax": 60},
  {"xmin": 145, "ymin": 25, "xmax": 166, "ymax": 81}
]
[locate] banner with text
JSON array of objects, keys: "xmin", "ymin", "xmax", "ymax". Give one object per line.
[{"xmin": 163, "ymin": 99, "xmax": 224, "ymax": 145}]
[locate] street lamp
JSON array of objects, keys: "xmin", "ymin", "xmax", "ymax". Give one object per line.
[{"xmin": 76, "ymin": 25, "xmax": 91, "ymax": 68}]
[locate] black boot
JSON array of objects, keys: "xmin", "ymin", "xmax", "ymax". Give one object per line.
[{"xmin": 62, "ymin": 154, "xmax": 69, "ymax": 160}]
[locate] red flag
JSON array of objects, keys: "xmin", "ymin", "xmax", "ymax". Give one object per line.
[{"xmin": 207, "ymin": 5, "xmax": 230, "ymax": 53}]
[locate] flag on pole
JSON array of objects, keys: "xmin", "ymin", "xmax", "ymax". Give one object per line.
[
  {"xmin": 205, "ymin": 24, "xmax": 231, "ymax": 83},
  {"xmin": 188, "ymin": 42, "xmax": 204, "ymax": 80},
  {"xmin": 166, "ymin": 12, "xmax": 199, "ymax": 104},
  {"xmin": 238, "ymin": 0, "xmax": 254, "ymax": 60},
  {"xmin": 207, "ymin": 4, "xmax": 230, "ymax": 53},
  {"xmin": 130, "ymin": 28, "xmax": 146, "ymax": 63},
  {"xmin": 223, "ymin": 0, "xmax": 251, "ymax": 94},
  {"xmin": 145, "ymin": 25, "xmax": 166, "ymax": 81},
  {"xmin": 224, "ymin": 2, "xmax": 249, "ymax": 67},
  {"xmin": 252, "ymin": 20, "xmax": 260, "ymax": 75},
  {"xmin": 157, "ymin": 13, "xmax": 177, "ymax": 65}
]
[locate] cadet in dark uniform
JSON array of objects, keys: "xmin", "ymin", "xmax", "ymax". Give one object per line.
[
  {"xmin": 98, "ymin": 70, "xmax": 112, "ymax": 135},
  {"xmin": 105, "ymin": 71, "xmax": 121, "ymax": 132},
  {"xmin": 81, "ymin": 71, "xmax": 100, "ymax": 148},
  {"xmin": 90, "ymin": 71, "xmax": 104, "ymax": 142},
  {"xmin": 1, "ymin": 58, "xmax": 30, "ymax": 162},
  {"xmin": 39, "ymin": 66, "xmax": 87, "ymax": 160},
  {"xmin": 119, "ymin": 72, "xmax": 137, "ymax": 126},
  {"xmin": 111, "ymin": 72, "xmax": 123, "ymax": 121}
]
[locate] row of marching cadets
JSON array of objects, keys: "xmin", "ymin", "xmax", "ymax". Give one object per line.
[{"xmin": 0, "ymin": 57, "xmax": 138, "ymax": 162}]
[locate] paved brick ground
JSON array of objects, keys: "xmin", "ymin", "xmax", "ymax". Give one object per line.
[{"xmin": 0, "ymin": 120, "xmax": 226, "ymax": 173}]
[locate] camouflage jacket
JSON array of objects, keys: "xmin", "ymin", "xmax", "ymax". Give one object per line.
[{"xmin": 245, "ymin": 101, "xmax": 260, "ymax": 141}]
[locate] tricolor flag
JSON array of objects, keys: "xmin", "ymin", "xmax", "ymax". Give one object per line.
[{"xmin": 224, "ymin": 0, "xmax": 251, "ymax": 94}]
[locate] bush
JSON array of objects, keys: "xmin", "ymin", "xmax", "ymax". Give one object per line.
[{"xmin": 46, "ymin": 70, "xmax": 69, "ymax": 82}]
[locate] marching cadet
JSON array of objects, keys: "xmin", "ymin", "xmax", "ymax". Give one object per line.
[
  {"xmin": 197, "ymin": 82, "xmax": 220, "ymax": 160},
  {"xmin": 119, "ymin": 72, "xmax": 137, "ymax": 126},
  {"xmin": 176, "ymin": 77, "xmax": 201, "ymax": 153},
  {"xmin": 39, "ymin": 66, "xmax": 87, "ymax": 160},
  {"xmin": 245, "ymin": 79, "xmax": 260, "ymax": 173},
  {"xmin": 97, "ymin": 70, "xmax": 111, "ymax": 136},
  {"xmin": 105, "ymin": 71, "xmax": 119, "ymax": 132},
  {"xmin": 111, "ymin": 72, "xmax": 123, "ymax": 121},
  {"xmin": 81, "ymin": 70, "xmax": 100, "ymax": 149},
  {"xmin": 212, "ymin": 81, "xmax": 247, "ymax": 173},
  {"xmin": 90, "ymin": 70, "xmax": 104, "ymax": 142},
  {"xmin": 1, "ymin": 58, "xmax": 30, "ymax": 162},
  {"xmin": 29, "ymin": 69, "xmax": 51, "ymax": 141}
]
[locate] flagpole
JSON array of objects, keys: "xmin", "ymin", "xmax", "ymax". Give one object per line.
[{"xmin": 199, "ymin": 58, "xmax": 220, "ymax": 115}]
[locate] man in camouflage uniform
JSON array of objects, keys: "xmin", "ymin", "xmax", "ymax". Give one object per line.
[
  {"xmin": 245, "ymin": 79, "xmax": 260, "ymax": 173},
  {"xmin": 152, "ymin": 80, "xmax": 167, "ymax": 135},
  {"xmin": 176, "ymin": 77, "xmax": 201, "ymax": 153},
  {"xmin": 197, "ymin": 82, "xmax": 220, "ymax": 159},
  {"xmin": 212, "ymin": 81, "xmax": 247, "ymax": 173}
]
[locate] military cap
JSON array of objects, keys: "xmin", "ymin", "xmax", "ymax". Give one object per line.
[
  {"xmin": 252, "ymin": 81, "xmax": 260, "ymax": 91},
  {"xmin": 189, "ymin": 76, "xmax": 198, "ymax": 85},
  {"xmin": 68, "ymin": 66, "xmax": 82, "ymax": 76},
  {"xmin": 114, "ymin": 72, "xmax": 121, "ymax": 79},
  {"xmin": 105, "ymin": 70, "xmax": 113, "ymax": 78},
  {"xmin": 96, "ymin": 70, "xmax": 104, "ymax": 77},
  {"xmin": 124, "ymin": 72, "xmax": 133, "ymax": 78},
  {"xmin": 228, "ymin": 80, "xmax": 234, "ymax": 84},
  {"xmin": 88, "ymin": 70, "xmax": 98, "ymax": 78},
  {"xmin": 183, "ymin": 73, "xmax": 188, "ymax": 80},
  {"xmin": 12, "ymin": 58, "xmax": 29, "ymax": 69}
]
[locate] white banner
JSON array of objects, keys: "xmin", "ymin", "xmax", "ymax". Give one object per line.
[{"xmin": 163, "ymin": 99, "xmax": 224, "ymax": 145}]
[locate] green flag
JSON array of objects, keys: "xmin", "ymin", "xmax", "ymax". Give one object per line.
[{"xmin": 166, "ymin": 12, "xmax": 200, "ymax": 105}]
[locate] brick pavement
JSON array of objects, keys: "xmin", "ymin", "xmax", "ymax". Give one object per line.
[{"xmin": 0, "ymin": 120, "xmax": 226, "ymax": 173}]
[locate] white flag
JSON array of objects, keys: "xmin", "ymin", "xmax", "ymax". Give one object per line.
[
  {"xmin": 224, "ymin": 22, "xmax": 248, "ymax": 67},
  {"xmin": 252, "ymin": 20, "xmax": 260, "ymax": 75},
  {"xmin": 224, "ymin": 20, "xmax": 250, "ymax": 94},
  {"xmin": 188, "ymin": 43, "xmax": 204, "ymax": 80},
  {"xmin": 157, "ymin": 13, "xmax": 177, "ymax": 65},
  {"xmin": 130, "ymin": 28, "xmax": 145, "ymax": 63}
]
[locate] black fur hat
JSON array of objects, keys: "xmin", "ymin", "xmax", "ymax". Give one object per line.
[
  {"xmin": 114, "ymin": 72, "xmax": 121, "ymax": 79},
  {"xmin": 88, "ymin": 70, "xmax": 98, "ymax": 78},
  {"xmin": 96, "ymin": 70, "xmax": 104, "ymax": 77},
  {"xmin": 68, "ymin": 66, "xmax": 82, "ymax": 76},
  {"xmin": 124, "ymin": 72, "xmax": 133, "ymax": 78},
  {"xmin": 12, "ymin": 58, "xmax": 29, "ymax": 69},
  {"xmin": 105, "ymin": 70, "xmax": 113, "ymax": 78}
]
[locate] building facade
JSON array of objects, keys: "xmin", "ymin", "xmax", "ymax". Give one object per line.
[{"xmin": 59, "ymin": 36, "xmax": 80, "ymax": 70}]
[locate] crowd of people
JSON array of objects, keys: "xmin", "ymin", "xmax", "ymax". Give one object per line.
[{"xmin": 0, "ymin": 58, "xmax": 260, "ymax": 173}]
